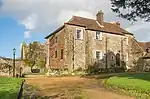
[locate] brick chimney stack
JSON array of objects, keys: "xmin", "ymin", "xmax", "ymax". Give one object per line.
[{"xmin": 96, "ymin": 10, "xmax": 104, "ymax": 25}]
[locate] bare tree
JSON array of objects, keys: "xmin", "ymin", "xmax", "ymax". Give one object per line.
[{"xmin": 111, "ymin": 0, "xmax": 150, "ymax": 21}]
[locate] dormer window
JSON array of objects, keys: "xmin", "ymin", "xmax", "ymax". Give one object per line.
[
  {"xmin": 96, "ymin": 31, "xmax": 102, "ymax": 40},
  {"xmin": 76, "ymin": 29, "xmax": 83, "ymax": 40}
]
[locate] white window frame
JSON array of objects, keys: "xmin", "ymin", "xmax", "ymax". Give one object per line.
[
  {"xmin": 76, "ymin": 29, "xmax": 83, "ymax": 40},
  {"xmin": 96, "ymin": 51, "xmax": 103, "ymax": 60},
  {"xmin": 96, "ymin": 31, "xmax": 102, "ymax": 40},
  {"xmin": 126, "ymin": 53, "xmax": 128, "ymax": 61}
]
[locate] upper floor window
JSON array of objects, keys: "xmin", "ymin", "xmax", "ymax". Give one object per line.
[
  {"xmin": 96, "ymin": 31, "xmax": 102, "ymax": 40},
  {"xmin": 96, "ymin": 51, "xmax": 103, "ymax": 60},
  {"xmin": 146, "ymin": 48, "xmax": 149, "ymax": 53},
  {"xmin": 55, "ymin": 50, "xmax": 57, "ymax": 58},
  {"xmin": 60, "ymin": 49, "xmax": 63, "ymax": 59},
  {"xmin": 55, "ymin": 37, "xmax": 58, "ymax": 43},
  {"xmin": 76, "ymin": 29, "xmax": 83, "ymax": 40}
]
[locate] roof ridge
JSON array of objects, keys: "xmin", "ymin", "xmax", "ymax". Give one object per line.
[
  {"xmin": 72, "ymin": 16, "xmax": 122, "ymax": 25},
  {"xmin": 72, "ymin": 15, "xmax": 96, "ymax": 21}
]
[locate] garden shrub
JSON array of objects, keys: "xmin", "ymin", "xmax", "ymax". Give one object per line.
[
  {"xmin": 72, "ymin": 67, "xmax": 87, "ymax": 76},
  {"xmin": 86, "ymin": 65, "xmax": 100, "ymax": 75},
  {"xmin": 31, "ymin": 68, "xmax": 40, "ymax": 73}
]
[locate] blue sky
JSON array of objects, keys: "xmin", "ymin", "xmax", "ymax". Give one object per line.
[
  {"xmin": 0, "ymin": 16, "xmax": 47, "ymax": 58},
  {"xmin": 1, "ymin": 0, "xmax": 150, "ymax": 58}
]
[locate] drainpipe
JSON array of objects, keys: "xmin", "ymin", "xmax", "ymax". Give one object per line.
[
  {"xmin": 121, "ymin": 38, "xmax": 123, "ymax": 67},
  {"xmin": 105, "ymin": 36, "xmax": 108, "ymax": 70},
  {"xmin": 72, "ymin": 36, "xmax": 75, "ymax": 71}
]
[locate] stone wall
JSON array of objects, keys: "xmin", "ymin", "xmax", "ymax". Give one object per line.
[
  {"xmin": 0, "ymin": 57, "xmax": 22, "ymax": 76},
  {"xmin": 49, "ymin": 28, "xmax": 65, "ymax": 69},
  {"xmin": 127, "ymin": 36, "xmax": 144, "ymax": 69},
  {"xmin": 64, "ymin": 25, "xmax": 134, "ymax": 71},
  {"xmin": 65, "ymin": 25, "xmax": 86, "ymax": 71},
  {"xmin": 86, "ymin": 30, "xmax": 130, "ymax": 69}
]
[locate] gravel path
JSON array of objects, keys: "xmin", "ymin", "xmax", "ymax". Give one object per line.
[{"xmin": 24, "ymin": 76, "xmax": 135, "ymax": 99}]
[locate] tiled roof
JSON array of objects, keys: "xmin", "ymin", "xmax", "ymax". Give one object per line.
[
  {"xmin": 45, "ymin": 25, "xmax": 65, "ymax": 39},
  {"xmin": 138, "ymin": 42, "xmax": 150, "ymax": 59},
  {"xmin": 142, "ymin": 53, "xmax": 150, "ymax": 59},
  {"xmin": 138, "ymin": 42, "xmax": 150, "ymax": 52},
  {"xmin": 66, "ymin": 16, "xmax": 132, "ymax": 35},
  {"xmin": 45, "ymin": 16, "xmax": 133, "ymax": 39}
]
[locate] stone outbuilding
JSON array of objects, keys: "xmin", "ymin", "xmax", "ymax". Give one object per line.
[{"xmin": 137, "ymin": 42, "xmax": 150, "ymax": 71}]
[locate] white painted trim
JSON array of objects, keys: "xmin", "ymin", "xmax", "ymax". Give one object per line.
[
  {"xmin": 76, "ymin": 28, "xmax": 83, "ymax": 40},
  {"xmin": 96, "ymin": 21, "xmax": 104, "ymax": 27},
  {"xmin": 100, "ymin": 32, "xmax": 103, "ymax": 40},
  {"xmin": 95, "ymin": 50, "xmax": 103, "ymax": 60},
  {"xmin": 126, "ymin": 53, "xmax": 128, "ymax": 61}
]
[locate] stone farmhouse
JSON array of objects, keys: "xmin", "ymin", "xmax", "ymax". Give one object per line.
[{"xmin": 45, "ymin": 11, "xmax": 144, "ymax": 72}]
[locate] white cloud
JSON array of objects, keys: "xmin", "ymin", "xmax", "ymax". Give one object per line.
[
  {"xmin": 20, "ymin": 13, "xmax": 38, "ymax": 30},
  {"xmin": 125, "ymin": 21, "xmax": 150, "ymax": 41},
  {"xmin": 126, "ymin": 21, "xmax": 150, "ymax": 32},
  {"xmin": 24, "ymin": 31, "xmax": 31, "ymax": 38},
  {"xmin": 0, "ymin": 0, "xmax": 111, "ymax": 38},
  {"xmin": 19, "ymin": 13, "xmax": 38, "ymax": 37},
  {"xmin": 0, "ymin": 0, "xmax": 150, "ymax": 41},
  {"xmin": 57, "ymin": 10, "xmax": 95, "ymax": 25}
]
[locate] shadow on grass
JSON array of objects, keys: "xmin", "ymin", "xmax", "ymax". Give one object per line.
[
  {"xmin": 115, "ymin": 72, "xmax": 150, "ymax": 82},
  {"xmin": 82, "ymin": 73, "xmax": 125, "ymax": 79},
  {"xmin": 83, "ymin": 72, "xmax": 150, "ymax": 82},
  {"xmin": 0, "ymin": 90, "xmax": 18, "ymax": 99}
]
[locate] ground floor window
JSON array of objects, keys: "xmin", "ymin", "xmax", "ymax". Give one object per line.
[
  {"xmin": 116, "ymin": 53, "xmax": 120, "ymax": 66},
  {"xmin": 55, "ymin": 50, "xmax": 57, "ymax": 58},
  {"xmin": 96, "ymin": 51, "xmax": 103, "ymax": 60}
]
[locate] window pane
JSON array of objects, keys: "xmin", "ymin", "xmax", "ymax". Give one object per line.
[
  {"xmin": 77, "ymin": 29, "xmax": 81, "ymax": 39},
  {"xmin": 61, "ymin": 49, "xmax": 63, "ymax": 59},
  {"xmin": 55, "ymin": 51, "xmax": 57, "ymax": 58},
  {"xmin": 56, "ymin": 37, "xmax": 58, "ymax": 43},
  {"xmin": 96, "ymin": 51, "xmax": 100, "ymax": 59},
  {"xmin": 96, "ymin": 31, "xmax": 100, "ymax": 39}
]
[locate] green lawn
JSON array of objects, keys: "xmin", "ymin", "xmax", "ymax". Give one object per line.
[
  {"xmin": 0, "ymin": 77, "xmax": 23, "ymax": 99},
  {"xmin": 106, "ymin": 73, "xmax": 150, "ymax": 98}
]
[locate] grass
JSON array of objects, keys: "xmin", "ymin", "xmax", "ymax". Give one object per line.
[
  {"xmin": 0, "ymin": 77, "xmax": 23, "ymax": 99},
  {"xmin": 106, "ymin": 72, "xmax": 150, "ymax": 98}
]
